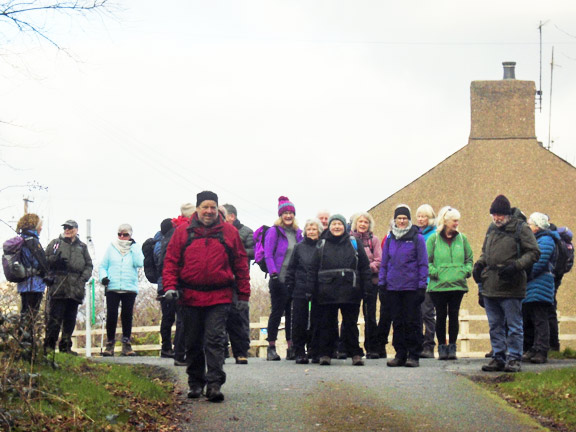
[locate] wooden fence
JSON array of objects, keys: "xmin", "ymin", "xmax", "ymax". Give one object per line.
[{"xmin": 71, "ymin": 310, "xmax": 576, "ymax": 358}]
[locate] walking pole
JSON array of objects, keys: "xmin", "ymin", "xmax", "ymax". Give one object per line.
[
  {"xmin": 86, "ymin": 279, "xmax": 92, "ymax": 357},
  {"xmin": 362, "ymin": 293, "xmax": 370, "ymax": 357}
]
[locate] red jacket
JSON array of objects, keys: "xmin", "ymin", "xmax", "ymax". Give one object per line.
[{"xmin": 162, "ymin": 214, "xmax": 250, "ymax": 306}]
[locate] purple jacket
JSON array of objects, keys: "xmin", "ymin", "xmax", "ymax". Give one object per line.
[
  {"xmin": 378, "ymin": 225, "xmax": 428, "ymax": 291},
  {"xmin": 264, "ymin": 225, "xmax": 303, "ymax": 274}
]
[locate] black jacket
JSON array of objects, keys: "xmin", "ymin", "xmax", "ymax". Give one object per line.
[
  {"xmin": 307, "ymin": 231, "xmax": 372, "ymax": 305},
  {"xmin": 285, "ymin": 237, "xmax": 318, "ymax": 299}
]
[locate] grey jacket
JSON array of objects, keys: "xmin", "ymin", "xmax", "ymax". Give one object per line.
[{"xmin": 233, "ymin": 219, "xmax": 255, "ymax": 261}]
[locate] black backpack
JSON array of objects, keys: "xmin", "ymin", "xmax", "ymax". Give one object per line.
[
  {"xmin": 142, "ymin": 237, "xmax": 159, "ymax": 283},
  {"xmin": 553, "ymin": 228, "xmax": 574, "ymax": 278}
]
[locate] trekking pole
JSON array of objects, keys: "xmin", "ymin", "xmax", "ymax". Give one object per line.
[{"xmin": 362, "ymin": 293, "xmax": 370, "ymax": 356}]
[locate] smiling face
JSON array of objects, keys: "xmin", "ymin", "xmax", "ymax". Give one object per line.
[
  {"xmin": 305, "ymin": 223, "xmax": 320, "ymax": 240},
  {"xmin": 281, "ymin": 211, "xmax": 295, "ymax": 227},
  {"xmin": 356, "ymin": 216, "xmax": 370, "ymax": 233},
  {"xmin": 197, "ymin": 200, "xmax": 218, "ymax": 226},
  {"xmin": 329, "ymin": 220, "xmax": 345, "ymax": 237},
  {"xmin": 63, "ymin": 225, "xmax": 78, "ymax": 239},
  {"xmin": 444, "ymin": 218, "xmax": 459, "ymax": 234}
]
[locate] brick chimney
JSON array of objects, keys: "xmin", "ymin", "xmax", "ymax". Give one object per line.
[{"xmin": 469, "ymin": 62, "xmax": 536, "ymax": 141}]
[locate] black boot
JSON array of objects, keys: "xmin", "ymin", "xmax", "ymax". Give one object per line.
[
  {"xmin": 267, "ymin": 346, "xmax": 281, "ymax": 361},
  {"xmin": 447, "ymin": 343, "xmax": 457, "ymax": 360}
]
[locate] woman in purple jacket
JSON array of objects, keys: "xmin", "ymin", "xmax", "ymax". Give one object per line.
[
  {"xmin": 378, "ymin": 204, "xmax": 429, "ymax": 367},
  {"xmin": 264, "ymin": 196, "xmax": 303, "ymax": 361}
]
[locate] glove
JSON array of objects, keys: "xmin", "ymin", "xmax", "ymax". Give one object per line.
[
  {"xmin": 472, "ymin": 263, "xmax": 484, "ymax": 283},
  {"xmin": 478, "ymin": 293, "xmax": 485, "ymax": 308},
  {"xmin": 101, "ymin": 277, "xmax": 110, "ymax": 287},
  {"xmin": 43, "ymin": 276, "xmax": 55, "ymax": 286},
  {"xmin": 236, "ymin": 300, "xmax": 249, "ymax": 312},
  {"xmin": 498, "ymin": 263, "xmax": 517, "ymax": 281},
  {"xmin": 164, "ymin": 290, "xmax": 180, "ymax": 302},
  {"xmin": 305, "ymin": 292, "xmax": 313, "ymax": 302},
  {"xmin": 270, "ymin": 273, "xmax": 279, "ymax": 281}
]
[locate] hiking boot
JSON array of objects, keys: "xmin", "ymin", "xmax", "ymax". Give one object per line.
[
  {"xmin": 121, "ymin": 341, "xmax": 136, "ymax": 357},
  {"xmin": 102, "ymin": 340, "xmax": 115, "ymax": 357},
  {"xmin": 420, "ymin": 347, "xmax": 434, "ymax": 359},
  {"xmin": 59, "ymin": 337, "xmax": 76, "ymax": 355},
  {"xmin": 319, "ymin": 356, "xmax": 331, "ymax": 366},
  {"xmin": 530, "ymin": 352, "xmax": 548, "ymax": 364},
  {"xmin": 366, "ymin": 352, "xmax": 380, "ymax": 360},
  {"xmin": 481, "ymin": 358, "xmax": 505, "ymax": 372},
  {"xmin": 378, "ymin": 347, "xmax": 387, "ymax": 359},
  {"xmin": 187, "ymin": 385, "xmax": 203, "ymax": 399},
  {"xmin": 235, "ymin": 356, "xmax": 248, "ymax": 365},
  {"xmin": 266, "ymin": 346, "xmax": 281, "ymax": 361},
  {"xmin": 485, "ymin": 349, "xmax": 493, "ymax": 358},
  {"xmin": 386, "ymin": 357, "xmax": 406, "ymax": 367},
  {"xmin": 286, "ymin": 346, "xmax": 296, "ymax": 361},
  {"xmin": 206, "ymin": 384, "xmax": 224, "ymax": 403},
  {"xmin": 174, "ymin": 359, "xmax": 187, "ymax": 366},
  {"xmin": 447, "ymin": 343, "xmax": 457, "ymax": 360},
  {"xmin": 437, "ymin": 345, "xmax": 449, "ymax": 360},
  {"xmin": 504, "ymin": 359, "xmax": 522, "ymax": 373},
  {"xmin": 161, "ymin": 349, "xmax": 175, "ymax": 358},
  {"xmin": 295, "ymin": 356, "xmax": 309, "ymax": 364},
  {"xmin": 522, "ymin": 350, "xmax": 536, "ymax": 362},
  {"xmin": 352, "ymin": 355, "xmax": 365, "ymax": 366},
  {"xmin": 405, "ymin": 358, "xmax": 419, "ymax": 368}
]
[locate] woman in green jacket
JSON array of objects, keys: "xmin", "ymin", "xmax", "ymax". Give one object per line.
[{"xmin": 426, "ymin": 206, "xmax": 473, "ymax": 360}]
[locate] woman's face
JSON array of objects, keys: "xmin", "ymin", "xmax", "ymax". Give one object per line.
[
  {"xmin": 445, "ymin": 218, "xmax": 459, "ymax": 233},
  {"xmin": 306, "ymin": 223, "xmax": 320, "ymax": 240},
  {"xmin": 329, "ymin": 220, "xmax": 345, "ymax": 236},
  {"xmin": 356, "ymin": 216, "xmax": 370, "ymax": 233},
  {"xmin": 118, "ymin": 231, "xmax": 131, "ymax": 241},
  {"xmin": 281, "ymin": 211, "xmax": 295, "ymax": 226},
  {"xmin": 395, "ymin": 215, "xmax": 410, "ymax": 229},
  {"xmin": 416, "ymin": 212, "xmax": 429, "ymax": 228}
]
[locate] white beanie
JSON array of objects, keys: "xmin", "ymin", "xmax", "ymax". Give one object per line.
[{"xmin": 529, "ymin": 212, "xmax": 550, "ymax": 230}]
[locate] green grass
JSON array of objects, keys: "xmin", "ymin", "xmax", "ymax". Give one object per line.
[
  {"xmin": 487, "ymin": 366, "xmax": 576, "ymax": 431},
  {"xmin": 2, "ymin": 353, "xmax": 178, "ymax": 431}
]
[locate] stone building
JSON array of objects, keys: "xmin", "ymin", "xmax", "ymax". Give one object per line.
[{"xmin": 369, "ymin": 63, "xmax": 576, "ymax": 352}]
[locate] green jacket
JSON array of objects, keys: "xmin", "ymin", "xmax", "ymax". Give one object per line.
[
  {"xmin": 427, "ymin": 232, "xmax": 473, "ymax": 292},
  {"xmin": 476, "ymin": 216, "xmax": 540, "ymax": 299},
  {"xmin": 45, "ymin": 235, "xmax": 93, "ymax": 303}
]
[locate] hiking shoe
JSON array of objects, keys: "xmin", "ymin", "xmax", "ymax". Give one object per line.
[
  {"xmin": 187, "ymin": 385, "xmax": 203, "ymax": 399},
  {"xmin": 378, "ymin": 348, "xmax": 387, "ymax": 359},
  {"xmin": 161, "ymin": 349, "xmax": 175, "ymax": 358},
  {"xmin": 319, "ymin": 356, "xmax": 331, "ymax": 366},
  {"xmin": 530, "ymin": 352, "xmax": 548, "ymax": 364},
  {"xmin": 267, "ymin": 346, "xmax": 281, "ymax": 361},
  {"xmin": 206, "ymin": 384, "xmax": 224, "ymax": 403},
  {"xmin": 102, "ymin": 341, "xmax": 115, "ymax": 357},
  {"xmin": 174, "ymin": 359, "xmax": 188, "ymax": 366},
  {"xmin": 352, "ymin": 355, "xmax": 365, "ymax": 366},
  {"xmin": 311, "ymin": 356, "xmax": 320, "ymax": 364},
  {"xmin": 366, "ymin": 352, "xmax": 380, "ymax": 360},
  {"xmin": 485, "ymin": 349, "xmax": 493, "ymax": 358},
  {"xmin": 386, "ymin": 357, "xmax": 406, "ymax": 367},
  {"xmin": 438, "ymin": 344, "xmax": 449, "ymax": 360},
  {"xmin": 286, "ymin": 347, "xmax": 296, "ymax": 361},
  {"xmin": 420, "ymin": 348, "xmax": 434, "ymax": 359},
  {"xmin": 121, "ymin": 342, "xmax": 136, "ymax": 357},
  {"xmin": 521, "ymin": 350, "xmax": 536, "ymax": 362},
  {"xmin": 504, "ymin": 359, "xmax": 522, "ymax": 373},
  {"xmin": 295, "ymin": 356, "xmax": 309, "ymax": 364},
  {"xmin": 447, "ymin": 343, "xmax": 457, "ymax": 360},
  {"xmin": 235, "ymin": 356, "xmax": 248, "ymax": 364},
  {"xmin": 481, "ymin": 359, "xmax": 505, "ymax": 372},
  {"xmin": 405, "ymin": 358, "xmax": 419, "ymax": 368}
]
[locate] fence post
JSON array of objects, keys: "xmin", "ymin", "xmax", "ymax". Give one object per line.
[{"xmin": 459, "ymin": 309, "xmax": 470, "ymax": 355}]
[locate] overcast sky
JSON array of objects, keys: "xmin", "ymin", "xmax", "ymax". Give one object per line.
[{"xmin": 1, "ymin": 1, "xmax": 575, "ymax": 277}]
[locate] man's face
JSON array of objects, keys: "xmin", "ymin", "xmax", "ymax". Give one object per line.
[
  {"xmin": 197, "ymin": 200, "xmax": 218, "ymax": 226},
  {"xmin": 492, "ymin": 213, "xmax": 510, "ymax": 227},
  {"xmin": 225, "ymin": 213, "xmax": 236, "ymax": 224},
  {"xmin": 63, "ymin": 225, "xmax": 78, "ymax": 239},
  {"xmin": 317, "ymin": 212, "xmax": 329, "ymax": 228}
]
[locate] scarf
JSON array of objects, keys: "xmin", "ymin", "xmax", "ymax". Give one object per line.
[
  {"xmin": 391, "ymin": 221, "xmax": 413, "ymax": 239},
  {"xmin": 113, "ymin": 239, "xmax": 132, "ymax": 256}
]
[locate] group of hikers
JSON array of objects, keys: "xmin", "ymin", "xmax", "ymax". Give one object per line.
[{"xmin": 6, "ymin": 191, "xmax": 574, "ymax": 403}]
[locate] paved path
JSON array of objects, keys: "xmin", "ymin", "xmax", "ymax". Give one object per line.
[{"xmin": 96, "ymin": 356, "xmax": 576, "ymax": 432}]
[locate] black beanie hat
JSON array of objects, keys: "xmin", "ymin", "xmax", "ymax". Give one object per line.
[
  {"xmin": 489, "ymin": 194, "xmax": 511, "ymax": 215},
  {"xmin": 394, "ymin": 205, "xmax": 411, "ymax": 220},
  {"xmin": 160, "ymin": 218, "xmax": 173, "ymax": 235},
  {"xmin": 196, "ymin": 191, "xmax": 218, "ymax": 207}
]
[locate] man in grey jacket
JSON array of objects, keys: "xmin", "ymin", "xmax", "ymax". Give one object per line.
[{"xmin": 223, "ymin": 204, "xmax": 254, "ymax": 364}]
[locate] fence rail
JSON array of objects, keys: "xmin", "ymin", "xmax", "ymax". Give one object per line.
[{"xmin": 71, "ymin": 310, "xmax": 576, "ymax": 357}]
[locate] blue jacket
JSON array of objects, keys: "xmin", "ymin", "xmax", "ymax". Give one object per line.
[
  {"xmin": 99, "ymin": 240, "xmax": 144, "ymax": 294},
  {"xmin": 16, "ymin": 230, "xmax": 47, "ymax": 294},
  {"xmin": 264, "ymin": 226, "xmax": 303, "ymax": 275},
  {"xmin": 524, "ymin": 230, "xmax": 557, "ymax": 304},
  {"xmin": 378, "ymin": 225, "xmax": 429, "ymax": 291},
  {"xmin": 420, "ymin": 225, "xmax": 436, "ymax": 243}
]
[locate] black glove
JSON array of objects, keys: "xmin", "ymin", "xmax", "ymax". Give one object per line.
[
  {"xmin": 43, "ymin": 276, "xmax": 55, "ymax": 286},
  {"xmin": 164, "ymin": 290, "xmax": 180, "ymax": 302},
  {"xmin": 101, "ymin": 277, "xmax": 110, "ymax": 287},
  {"xmin": 270, "ymin": 273, "xmax": 279, "ymax": 281},
  {"xmin": 236, "ymin": 300, "xmax": 249, "ymax": 312},
  {"xmin": 472, "ymin": 263, "xmax": 484, "ymax": 283},
  {"xmin": 305, "ymin": 292, "xmax": 313, "ymax": 302},
  {"xmin": 478, "ymin": 293, "xmax": 485, "ymax": 308},
  {"xmin": 498, "ymin": 264, "xmax": 517, "ymax": 281},
  {"xmin": 378, "ymin": 283, "xmax": 387, "ymax": 293}
]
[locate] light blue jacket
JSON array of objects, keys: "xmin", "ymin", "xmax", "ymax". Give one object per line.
[{"xmin": 99, "ymin": 241, "xmax": 144, "ymax": 294}]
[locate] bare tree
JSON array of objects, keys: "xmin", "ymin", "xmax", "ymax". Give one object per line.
[{"xmin": 0, "ymin": 0, "xmax": 113, "ymax": 49}]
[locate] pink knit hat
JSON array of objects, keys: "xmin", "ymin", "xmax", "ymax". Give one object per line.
[{"xmin": 277, "ymin": 196, "xmax": 296, "ymax": 216}]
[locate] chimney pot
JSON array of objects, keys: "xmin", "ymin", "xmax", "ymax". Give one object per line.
[{"xmin": 503, "ymin": 61, "xmax": 516, "ymax": 80}]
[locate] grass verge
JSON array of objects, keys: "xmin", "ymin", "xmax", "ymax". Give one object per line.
[{"xmin": 1, "ymin": 353, "xmax": 180, "ymax": 431}]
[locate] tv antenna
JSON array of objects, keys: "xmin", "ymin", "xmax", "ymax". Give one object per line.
[{"xmin": 537, "ymin": 20, "xmax": 549, "ymax": 112}]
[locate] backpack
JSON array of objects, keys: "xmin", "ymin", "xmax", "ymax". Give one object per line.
[
  {"xmin": 179, "ymin": 229, "xmax": 234, "ymax": 268},
  {"xmin": 553, "ymin": 227, "xmax": 574, "ymax": 278},
  {"xmin": 142, "ymin": 237, "xmax": 159, "ymax": 283},
  {"xmin": 2, "ymin": 236, "xmax": 30, "ymax": 282},
  {"xmin": 253, "ymin": 225, "xmax": 279, "ymax": 274}
]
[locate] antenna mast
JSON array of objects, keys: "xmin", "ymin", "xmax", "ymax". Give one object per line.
[
  {"xmin": 547, "ymin": 47, "xmax": 555, "ymax": 150},
  {"xmin": 537, "ymin": 21, "xmax": 548, "ymax": 112}
]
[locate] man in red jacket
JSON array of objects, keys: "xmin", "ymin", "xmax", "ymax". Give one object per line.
[{"xmin": 163, "ymin": 191, "xmax": 250, "ymax": 402}]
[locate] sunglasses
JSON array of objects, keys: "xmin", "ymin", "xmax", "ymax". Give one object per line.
[
  {"xmin": 63, "ymin": 226, "xmax": 75, "ymax": 230},
  {"xmin": 118, "ymin": 233, "xmax": 131, "ymax": 238}
]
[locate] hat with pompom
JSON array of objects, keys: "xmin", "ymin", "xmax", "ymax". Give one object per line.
[{"xmin": 277, "ymin": 196, "xmax": 296, "ymax": 216}]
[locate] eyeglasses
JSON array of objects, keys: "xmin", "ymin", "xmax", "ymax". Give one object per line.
[{"xmin": 118, "ymin": 233, "xmax": 130, "ymax": 238}]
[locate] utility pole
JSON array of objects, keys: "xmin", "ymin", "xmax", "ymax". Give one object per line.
[{"xmin": 23, "ymin": 197, "xmax": 33, "ymax": 214}]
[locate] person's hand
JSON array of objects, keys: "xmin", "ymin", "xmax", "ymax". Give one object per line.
[
  {"xmin": 236, "ymin": 300, "xmax": 249, "ymax": 312},
  {"xmin": 498, "ymin": 264, "xmax": 517, "ymax": 281},
  {"xmin": 305, "ymin": 292, "xmax": 313, "ymax": 302},
  {"xmin": 164, "ymin": 290, "xmax": 180, "ymax": 302},
  {"xmin": 43, "ymin": 276, "xmax": 55, "ymax": 286},
  {"xmin": 478, "ymin": 293, "xmax": 485, "ymax": 308},
  {"xmin": 101, "ymin": 277, "xmax": 110, "ymax": 287},
  {"xmin": 472, "ymin": 263, "xmax": 485, "ymax": 283},
  {"xmin": 270, "ymin": 273, "xmax": 279, "ymax": 281}
]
